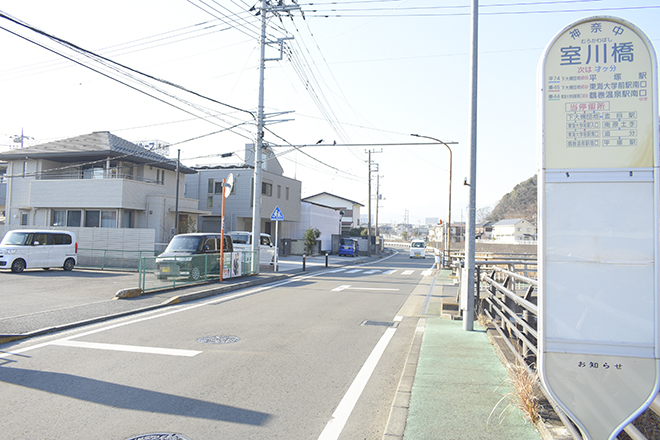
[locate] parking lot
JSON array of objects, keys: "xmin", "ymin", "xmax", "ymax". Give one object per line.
[{"xmin": 0, "ymin": 252, "xmax": 368, "ymax": 338}]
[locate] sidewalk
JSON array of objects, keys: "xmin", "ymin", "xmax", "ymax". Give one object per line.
[{"xmin": 386, "ymin": 269, "xmax": 543, "ymax": 440}]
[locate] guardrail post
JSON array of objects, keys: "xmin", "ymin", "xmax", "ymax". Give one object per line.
[
  {"xmin": 302, "ymin": 254, "xmax": 306, "ymax": 271},
  {"xmin": 523, "ymin": 285, "xmax": 537, "ymax": 365},
  {"xmin": 325, "ymin": 252, "xmax": 328, "ymax": 267}
]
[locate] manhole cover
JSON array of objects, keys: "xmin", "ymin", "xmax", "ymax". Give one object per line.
[
  {"xmin": 361, "ymin": 320, "xmax": 398, "ymax": 328},
  {"xmin": 198, "ymin": 335, "xmax": 241, "ymax": 344},
  {"xmin": 124, "ymin": 434, "xmax": 191, "ymax": 440}
]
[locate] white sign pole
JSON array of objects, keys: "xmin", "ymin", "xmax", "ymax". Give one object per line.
[
  {"xmin": 539, "ymin": 16, "xmax": 659, "ymax": 439},
  {"xmin": 271, "ymin": 206, "xmax": 283, "ymax": 272},
  {"xmin": 275, "ymin": 220, "xmax": 279, "ymax": 272}
]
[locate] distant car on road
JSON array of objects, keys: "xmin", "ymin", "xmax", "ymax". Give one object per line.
[
  {"xmin": 338, "ymin": 238, "xmax": 359, "ymax": 257},
  {"xmin": 0, "ymin": 229, "xmax": 77, "ymax": 273},
  {"xmin": 410, "ymin": 239, "xmax": 426, "ymax": 258},
  {"xmin": 155, "ymin": 233, "xmax": 233, "ymax": 281}
]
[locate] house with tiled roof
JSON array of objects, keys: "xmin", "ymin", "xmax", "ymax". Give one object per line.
[{"xmin": 0, "ymin": 131, "xmax": 204, "ymax": 243}]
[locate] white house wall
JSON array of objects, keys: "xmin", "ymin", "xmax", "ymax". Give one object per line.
[
  {"xmin": 287, "ymin": 202, "xmax": 340, "ymax": 251},
  {"xmin": 0, "ymin": 225, "xmax": 155, "ymax": 252},
  {"xmin": 186, "ymin": 167, "xmax": 301, "ymax": 233}
]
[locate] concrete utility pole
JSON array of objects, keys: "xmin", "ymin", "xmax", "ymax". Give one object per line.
[
  {"xmin": 375, "ymin": 169, "xmax": 380, "ymax": 239},
  {"xmin": 368, "ymin": 150, "xmax": 371, "ymax": 256},
  {"xmin": 251, "ymin": 0, "xmax": 299, "ymax": 273},
  {"xmin": 464, "ymin": 0, "xmax": 479, "ymax": 332},
  {"xmin": 175, "ymin": 149, "xmax": 180, "ymax": 233},
  {"xmin": 365, "ymin": 149, "xmax": 382, "ymax": 257}
]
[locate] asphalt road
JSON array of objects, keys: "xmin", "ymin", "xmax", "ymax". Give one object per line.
[{"xmin": 0, "ymin": 252, "xmax": 437, "ymax": 439}]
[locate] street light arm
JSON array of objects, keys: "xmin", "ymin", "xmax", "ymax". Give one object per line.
[{"xmin": 411, "ymin": 133, "xmax": 454, "ymax": 268}]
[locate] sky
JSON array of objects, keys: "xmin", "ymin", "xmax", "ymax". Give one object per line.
[{"xmin": 0, "ymin": 0, "xmax": 658, "ymax": 226}]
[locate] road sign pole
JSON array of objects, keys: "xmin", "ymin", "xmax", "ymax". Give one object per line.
[{"xmin": 275, "ymin": 220, "xmax": 279, "ymax": 272}]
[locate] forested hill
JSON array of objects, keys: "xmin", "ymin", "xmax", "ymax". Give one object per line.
[{"xmin": 488, "ymin": 175, "xmax": 537, "ymax": 223}]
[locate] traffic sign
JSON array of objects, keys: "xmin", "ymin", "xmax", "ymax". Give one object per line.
[{"xmin": 270, "ymin": 206, "xmax": 284, "ymax": 221}]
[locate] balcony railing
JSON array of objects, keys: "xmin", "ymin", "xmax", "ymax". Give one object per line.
[{"xmin": 36, "ymin": 170, "xmax": 163, "ymax": 185}]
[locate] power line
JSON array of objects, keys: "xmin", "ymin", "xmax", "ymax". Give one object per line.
[
  {"xmin": 303, "ymin": 4, "xmax": 660, "ymax": 17},
  {"xmin": 0, "ymin": 11, "xmax": 257, "ymax": 140}
]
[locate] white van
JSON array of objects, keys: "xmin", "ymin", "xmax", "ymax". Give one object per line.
[
  {"xmin": 0, "ymin": 230, "xmax": 78, "ymax": 273},
  {"xmin": 410, "ymin": 239, "xmax": 426, "ymax": 259},
  {"xmin": 227, "ymin": 231, "xmax": 276, "ymax": 265}
]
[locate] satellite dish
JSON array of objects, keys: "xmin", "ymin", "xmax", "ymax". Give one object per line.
[{"xmin": 224, "ymin": 173, "xmax": 234, "ymax": 198}]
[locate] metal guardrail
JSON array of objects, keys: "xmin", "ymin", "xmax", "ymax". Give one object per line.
[
  {"xmin": 77, "ymin": 248, "xmax": 157, "ymax": 270},
  {"xmin": 477, "ymin": 261, "xmax": 659, "ymax": 440}
]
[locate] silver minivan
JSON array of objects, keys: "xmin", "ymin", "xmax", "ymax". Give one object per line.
[{"xmin": 0, "ymin": 230, "xmax": 78, "ymax": 273}]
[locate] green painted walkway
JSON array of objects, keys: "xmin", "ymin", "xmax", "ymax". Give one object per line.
[{"xmin": 403, "ymin": 317, "xmax": 542, "ymax": 440}]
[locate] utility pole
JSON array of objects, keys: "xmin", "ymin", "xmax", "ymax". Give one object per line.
[
  {"xmin": 365, "ymin": 149, "xmax": 382, "ymax": 257},
  {"xmin": 175, "ymin": 149, "xmax": 180, "ymax": 234},
  {"xmin": 251, "ymin": 0, "xmax": 267, "ymax": 267},
  {"xmin": 375, "ymin": 170, "xmax": 380, "ymax": 239},
  {"xmin": 251, "ymin": 0, "xmax": 299, "ymax": 273},
  {"xmin": 368, "ymin": 150, "xmax": 371, "ymax": 256}
]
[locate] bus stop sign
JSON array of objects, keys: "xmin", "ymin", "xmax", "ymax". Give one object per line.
[{"xmin": 539, "ymin": 16, "xmax": 659, "ymax": 439}]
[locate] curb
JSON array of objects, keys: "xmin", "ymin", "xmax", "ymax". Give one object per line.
[{"xmin": 382, "ymin": 317, "xmax": 426, "ymax": 439}]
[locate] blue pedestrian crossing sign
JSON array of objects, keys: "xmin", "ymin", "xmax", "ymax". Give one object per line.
[{"xmin": 270, "ymin": 206, "xmax": 284, "ymax": 221}]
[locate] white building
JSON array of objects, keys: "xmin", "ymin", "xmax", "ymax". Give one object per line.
[
  {"xmin": 184, "ymin": 144, "xmax": 302, "ymax": 239},
  {"xmin": 302, "ymin": 192, "xmax": 363, "ymax": 234},
  {"xmin": 0, "ymin": 131, "xmax": 202, "ymax": 244},
  {"xmin": 491, "ymin": 218, "xmax": 536, "ymax": 242}
]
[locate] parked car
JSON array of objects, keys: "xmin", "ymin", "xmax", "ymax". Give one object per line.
[
  {"xmin": 0, "ymin": 229, "xmax": 77, "ymax": 273},
  {"xmin": 410, "ymin": 239, "xmax": 426, "ymax": 258},
  {"xmin": 155, "ymin": 233, "xmax": 233, "ymax": 281},
  {"xmin": 338, "ymin": 238, "xmax": 359, "ymax": 257},
  {"xmin": 227, "ymin": 231, "xmax": 276, "ymax": 265}
]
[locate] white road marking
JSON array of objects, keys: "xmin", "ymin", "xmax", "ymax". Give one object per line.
[
  {"xmin": 317, "ymin": 325, "xmax": 398, "ymax": 440},
  {"xmin": 345, "ymin": 269, "xmax": 362, "ymax": 273},
  {"xmin": 401, "ymin": 270, "xmax": 414, "ymax": 275},
  {"xmin": 331, "ymin": 285, "xmax": 399, "ymax": 292},
  {"xmin": 362, "ymin": 269, "xmax": 380, "ymax": 274},
  {"xmin": 327, "ymin": 268, "xmax": 347, "ymax": 273},
  {"xmin": 421, "ymin": 269, "xmax": 433, "ymax": 276},
  {"xmin": 52, "ymin": 340, "xmax": 201, "ymax": 357},
  {"xmin": 382, "ymin": 269, "xmax": 396, "ymax": 275},
  {"xmin": 0, "ymin": 255, "xmax": 401, "ymax": 361}
]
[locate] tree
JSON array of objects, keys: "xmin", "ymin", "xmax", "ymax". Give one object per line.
[
  {"xmin": 476, "ymin": 206, "xmax": 493, "ymax": 224},
  {"xmin": 303, "ymin": 228, "xmax": 321, "ymax": 255},
  {"xmin": 488, "ymin": 175, "xmax": 537, "ymax": 224},
  {"xmin": 348, "ymin": 227, "xmax": 366, "ymax": 237}
]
